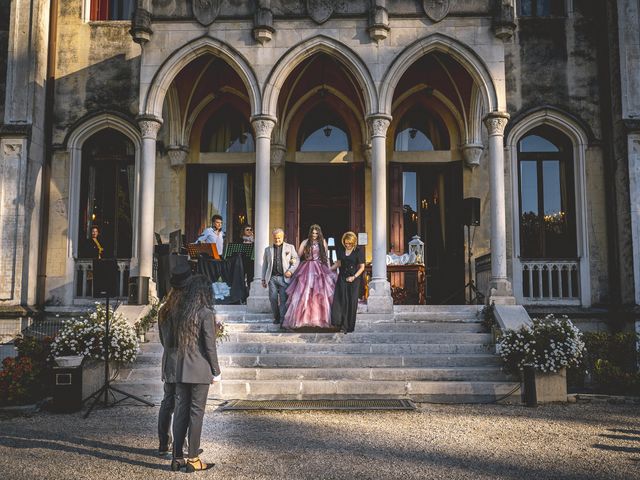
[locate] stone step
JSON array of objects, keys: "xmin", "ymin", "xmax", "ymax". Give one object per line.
[
  {"xmin": 143, "ymin": 331, "xmax": 492, "ymax": 348},
  {"xmin": 216, "ymin": 342, "xmax": 492, "ymax": 355},
  {"xmin": 122, "ymin": 366, "xmax": 511, "ymax": 383},
  {"xmin": 215, "ymin": 312, "xmax": 481, "ymax": 323},
  {"xmin": 135, "ymin": 352, "xmax": 501, "ymax": 368},
  {"xmin": 113, "ymin": 379, "xmax": 518, "ymax": 403},
  {"xmin": 222, "ymin": 322, "xmax": 486, "ymax": 333}
]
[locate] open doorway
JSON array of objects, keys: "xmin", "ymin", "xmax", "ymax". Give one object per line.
[
  {"xmin": 391, "ymin": 162, "xmax": 465, "ymax": 304},
  {"xmin": 285, "ymin": 163, "xmax": 364, "ymax": 249}
]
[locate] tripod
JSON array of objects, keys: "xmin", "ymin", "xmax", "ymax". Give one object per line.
[{"xmin": 84, "ymin": 262, "xmax": 154, "ymax": 418}]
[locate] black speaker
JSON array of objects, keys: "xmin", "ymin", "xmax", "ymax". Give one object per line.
[
  {"xmin": 92, "ymin": 259, "xmax": 118, "ymax": 298},
  {"xmin": 463, "ymin": 197, "xmax": 481, "ymax": 226}
]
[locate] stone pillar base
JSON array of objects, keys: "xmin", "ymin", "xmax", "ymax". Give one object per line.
[
  {"xmin": 367, "ymin": 279, "xmax": 393, "ymax": 313},
  {"xmin": 489, "ymin": 278, "xmax": 516, "ymax": 305},
  {"xmin": 246, "ymin": 279, "xmax": 271, "ymax": 313}
]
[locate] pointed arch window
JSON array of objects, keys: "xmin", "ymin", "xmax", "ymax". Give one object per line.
[
  {"xmin": 394, "ymin": 109, "xmax": 450, "ymax": 151},
  {"xmin": 78, "ymin": 129, "xmax": 135, "ymax": 258},
  {"xmin": 517, "ymin": 126, "xmax": 576, "ymax": 259},
  {"xmin": 298, "ymin": 104, "xmax": 350, "ymax": 152},
  {"xmin": 200, "ymin": 106, "xmax": 255, "ymax": 153}
]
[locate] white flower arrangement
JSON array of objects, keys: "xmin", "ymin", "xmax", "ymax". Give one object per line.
[
  {"xmin": 496, "ymin": 314, "xmax": 585, "ymax": 374},
  {"xmin": 50, "ymin": 303, "xmax": 139, "ymax": 364}
]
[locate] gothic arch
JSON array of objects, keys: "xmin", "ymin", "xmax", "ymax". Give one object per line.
[
  {"xmin": 379, "ymin": 34, "xmax": 500, "ymax": 117},
  {"xmin": 506, "ymin": 107, "xmax": 591, "ymax": 306},
  {"xmin": 142, "ymin": 36, "xmax": 262, "ymax": 119},
  {"xmin": 262, "ymin": 35, "xmax": 377, "ymax": 119}
]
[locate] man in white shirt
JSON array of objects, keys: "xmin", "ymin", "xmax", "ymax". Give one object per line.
[{"xmin": 196, "ymin": 214, "xmax": 224, "ymax": 257}]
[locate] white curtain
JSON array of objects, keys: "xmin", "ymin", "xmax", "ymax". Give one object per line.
[
  {"xmin": 207, "ymin": 173, "xmax": 228, "ymax": 232},
  {"xmin": 243, "ymin": 172, "xmax": 253, "ymax": 226},
  {"xmin": 85, "ymin": 166, "xmax": 96, "ymax": 239},
  {"xmin": 126, "ymin": 164, "xmax": 135, "ymax": 222}
]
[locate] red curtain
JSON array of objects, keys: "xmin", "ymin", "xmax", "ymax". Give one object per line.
[{"xmin": 90, "ymin": 0, "xmax": 110, "ymax": 21}]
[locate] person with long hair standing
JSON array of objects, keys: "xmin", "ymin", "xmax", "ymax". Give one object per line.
[
  {"xmin": 331, "ymin": 231, "xmax": 365, "ymax": 333},
  {"xmin": 283, "ymin": 224, "xmax": 336, "ymax": 329},
  {"xmin": 160, "ymin": 274, "xmax": 221, "ymax": 472},
  {"xmin": 157, "ymin": 263, "xmax": 192, "ymax": 457}
]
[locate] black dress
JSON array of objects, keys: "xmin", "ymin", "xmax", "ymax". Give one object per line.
[{"xmin": 331, "ymin": 247, "xmax": 364, "ymax": 333}]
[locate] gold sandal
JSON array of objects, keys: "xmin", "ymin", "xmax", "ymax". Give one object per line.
[{"xmin": 186, "ymin": 457, "xmax": 214, "ymax": 472}]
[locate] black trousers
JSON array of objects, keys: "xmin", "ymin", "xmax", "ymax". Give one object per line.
[
  {"xmin": 172, "ymin": 383, "xmax": 209, "ymax": 459},
  {"xmin": 157, "ymin": 382, "xmax": 176, "ymax": 448}
]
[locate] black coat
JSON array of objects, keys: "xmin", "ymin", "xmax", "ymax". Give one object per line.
[{"xmin": 158, "ymin": 307, "xmax": 221, "ymax": 384}]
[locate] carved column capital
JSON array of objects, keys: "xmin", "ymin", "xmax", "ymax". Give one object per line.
[
  {"xmin": 137, "ymin": 115, "xmax": 163, "ymax": 139},
  {"xmin": 367, "ymin": 115, "xmax": 392, "ymax": 138},
  {"xmin": 483, "ymin": 112, "xmax": 510, "ymax": 136},
  {"xmin": 461, "ymin": 143, "xmax": 484, "ymax": 169},
  {"xmin": 167, "ymin": 145, "xmax": 188, "ymax": 170},
  {"xmin": 251, "ymin": 116, "xmax": 276, "ymax": 139}
]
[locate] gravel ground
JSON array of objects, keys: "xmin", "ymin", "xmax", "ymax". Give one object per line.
[{"xmin": 0, "ymin": 402, "xmax": 638, "ymax": 480}]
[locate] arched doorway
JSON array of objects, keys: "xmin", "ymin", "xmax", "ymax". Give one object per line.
[
  {"xmin": 278, "ymin": 53, "xmax": 366, "ymax": 248},
  {"xmin": 389, "ymin": 52, "xmax": 473, "ymax": 304}
]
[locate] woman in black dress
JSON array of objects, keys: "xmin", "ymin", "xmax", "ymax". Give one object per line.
[{"xmin": 331, "ymin": 231, "xmax": 365, "ymax": 333}]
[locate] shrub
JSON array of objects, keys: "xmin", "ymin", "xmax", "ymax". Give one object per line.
[
  {"xmin": 0, "ymin": 335, "xmax": 55, "ymax": 406},
  {"xmin": 496, "ymin": 314, "xmax": 585, "ymax": 374},
  {"xmin": 134, "ymin": 296, "xmax": 160, "ymax": 337},
  {"xmin": 569, "ymin": 331, "xmax": 640, "ymax": 396},
  {"xmin": 50, "ymin": 303, "xmax": 139, "ymax": 364}
]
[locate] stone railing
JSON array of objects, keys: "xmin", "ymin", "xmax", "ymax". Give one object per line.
[
  {"xmin": 75, "ymin": 259, "xmax": 131, "ymax": 299},
  {"xmin": 521, "ymin": 259, "xmax": 579, "ymax": 303}
]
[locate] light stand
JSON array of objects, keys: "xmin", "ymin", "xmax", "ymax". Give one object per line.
[{"xmin": 83, "ymin": 260, "xmax": 154, "ymax": 418}]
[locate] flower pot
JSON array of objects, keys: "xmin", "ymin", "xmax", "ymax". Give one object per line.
[
  {"xmin": 534, "ymin": 367, "xmax": 567, "ymax": 403},
  {"xmin": 54, "ymin": 355, "xmax": 84, "ymax": 368},
  {"xmin": 139, "ymin": 333, "xmax": 146, "ymax": 343}
]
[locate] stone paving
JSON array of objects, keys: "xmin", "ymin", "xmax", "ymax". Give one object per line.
[{"xmin": 0, "ymin": 402, "xmax": 639, "ymax": 479}]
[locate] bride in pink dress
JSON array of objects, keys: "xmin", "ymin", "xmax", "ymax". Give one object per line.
[{"xmin": 283, "ymin": 224, "xmax": 336, "ymax": 329}]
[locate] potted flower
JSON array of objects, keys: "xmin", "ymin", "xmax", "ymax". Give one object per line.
[
  {"xmin": 496, "ymin": 314, "xmax": 585, "ymax": 402},
  {"xmin": 50, "ymin": 303, "xmax": 139, "ymax": 371},
  {"xmin": 134, "ymin": 297, "xmax": 161, "ymax": 343}
]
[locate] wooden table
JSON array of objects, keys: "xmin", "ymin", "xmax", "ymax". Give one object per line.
[{"xmin": 363, "ymin": 263, "xmax": 427, "ymax": 305}]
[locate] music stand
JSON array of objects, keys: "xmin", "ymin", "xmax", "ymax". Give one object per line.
[
  {"xmin": 83, "ymin": 259, "xmax": 154, "ymax": 418},
  {"xmin": 224, "ymin": 242, "xmax": 254, "ymax": 260},
  {"xmin": 187, "ymin": 242, "xmax": 221, "ymax": 260}
]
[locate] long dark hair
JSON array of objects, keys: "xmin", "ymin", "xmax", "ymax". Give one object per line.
[
  {"xmin": 303, "ymin": 224, "xmax": 328, "ymax": 264},
  {"xmin": 160, "ymin": 275, "xmax": 213, "ymax": 352},
  {"xmin": 158, "ymin": 287, "xmax": 183, "ymax": 348}
]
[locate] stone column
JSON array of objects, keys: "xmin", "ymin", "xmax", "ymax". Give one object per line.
[
  {"xmin": 247, "ymin": 116, "xmax": 276, "ymax": 312},
  {"xmin": 366, "ymin": 115, "xmax": 393, "ymax": 313},
  {"xmin": 483, "ymin": 112, "xmax": 515, "ymax": 304},
  {"xmin": 629, "ymin": 134, "xmax": 640, "ymax": 306},
  {"xmin": 136, "ymin": 116, "xmax": 162, "ymax": 303}
]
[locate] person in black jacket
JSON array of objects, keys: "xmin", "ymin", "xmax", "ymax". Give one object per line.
[
  {"xmin": 156, "ymin": 263, "xmax": 192, "ymax": 457},
  {"xmin": 158, "ymin": 273, "xmax": 221, "ymax": 472},
  {"xmin": 85, "ymin": 225, "xmax": 104, "ymax": 258}
]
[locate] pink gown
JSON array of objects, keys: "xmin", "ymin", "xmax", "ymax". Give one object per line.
[{"xmin": 283, "ymin": 241, "xmax": 336, "ymax": 329}]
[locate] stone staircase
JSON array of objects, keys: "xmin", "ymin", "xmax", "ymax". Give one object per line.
[{"xmin": 115, "ymin": 305, "xmax": 519, "ymax": 403}]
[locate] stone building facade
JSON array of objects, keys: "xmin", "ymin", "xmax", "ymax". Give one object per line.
[{"xmin": 0, "ymin": 0, "xmax": 638, "ymax": 317}]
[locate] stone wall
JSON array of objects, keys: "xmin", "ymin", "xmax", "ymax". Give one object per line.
[
  {"xmin": 0, "ymin": 0, "xmax": 10, "ymax": 122},
  {"xmin": 53, "ymin": 0, "xmax": 141, "ymax": 146}
]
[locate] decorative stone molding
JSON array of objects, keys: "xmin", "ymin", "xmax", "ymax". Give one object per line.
[
  {"xmin": 422, "ymin": 0, "xmax": 454, "ymax": 23},
  {"xmin": 270, "ymin": 143, "xmax": 286, "ymax": 172},
  {"xmin": 254, "ymin": 1, "xmax": 275, "ymax": 44},
  {"xmin": 462, "ymin": 143, "xmax": 484, "ymax": 169},
  {"xmin": 483, "ymin": 112, "xmax": 510, "ymax": 136},
  {"xmin": 492, "ymin": 0, "xmax": 517, "ymax": 40},
  {"xmin": 367, "ymin": 116, "xmax": 391, "ymax": 138},
  {"xmin": 167, "ymin": 145, "xmax": 188, "ymax": 170},
  {"xmin": 368, "ymin": 3, "xmax": 390, "ymax": 42},
  {"xmin": 2, "ymin": 142, "xmax": 23, "ymax": 157},
  {"xmin": 193, "ymin": 0, "xmax": 221, "ymax": 27},
  {"xmin": 130, "ymin": 8, "xmax": 153, "ymax": 45},
  {"xmin": 251, "ymin": 117, "xmax": 276, "ymax": 139},
  {"xmin": 306, "ymin": 0, "xmax": 336, "ymax": 24},
  {"xmin": 137, "ymin": 116, "xmax": 162, "ymax": 139},
  {"xmin": 362, "ymin": 143, "xmax": 372, "ymax": 168}
]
